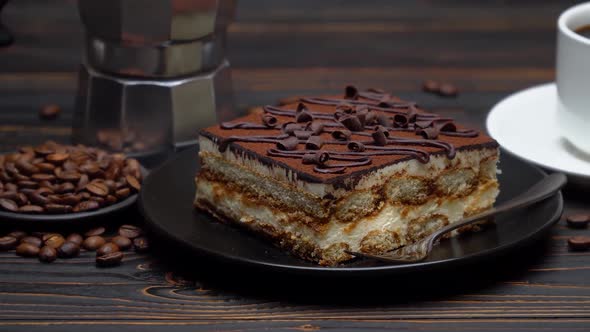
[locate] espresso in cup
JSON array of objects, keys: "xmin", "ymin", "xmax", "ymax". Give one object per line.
[{"xmin": 575, "ymin": 25, "xmax": 590, "ymax": 39}]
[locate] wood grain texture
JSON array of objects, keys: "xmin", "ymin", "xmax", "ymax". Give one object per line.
[{"xmin": 0, "ymin": 0, "xmax": 589, "ymax": 331}]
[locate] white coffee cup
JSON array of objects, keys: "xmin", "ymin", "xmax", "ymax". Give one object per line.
[{"xmin": 557, "ymin": 2, "xmax": 590, "ymax": 153}]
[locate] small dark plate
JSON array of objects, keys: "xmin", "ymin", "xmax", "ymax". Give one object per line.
[
  {"xmin": 140, "ymin": 146, "xmax": 564, "ymax": 277},
  {"xmin": 0, "ymin": 165, "xmax": 147, "ymax": 228}
]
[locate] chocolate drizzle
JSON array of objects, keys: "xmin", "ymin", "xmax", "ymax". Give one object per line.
[{"xmin": 217, "ymin": 86, "xmax": 480, "ymax": 174}]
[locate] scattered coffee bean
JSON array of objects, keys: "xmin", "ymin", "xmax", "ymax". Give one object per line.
[
  {"xmin": 20, "ymin": 236, "xmax": 42, "ymax": 248},
  {"xmin": 66, "ymin": 233, "xmax": 83, "ymax": 246},
  {"xmin": 8, "ymin": 231, "xmax": 27, "ymax": 241},
  {"xmin": 0, "ymin": 236, "xmax": 18, "ymax": 250},
  {"xmin": 119, "ymin": 225, "xmax": 142, "ymax": 239},
  {"xmin": 96, "ymin": 243, "xmax": 120, "ymax": 257},
  {"xmin": 16, "ymin": 243, "xmax": 40, "ymax": 257},
  {"xmin": 85, "ymin": 227, "xmax": 105, "ymax": 237},
  {"xmin": 44, "ymin": 234, "xmax": 65, "ymax": 249},
  {"xmin": 96, "ymin": 251, "xmax": 124, "ymax": 267},
  {"xmin": 568, "ymin": 236, "xmax": 590, "ymax": 251},
  {"xmin": 57, "ymin": 242, "xmax": 80, "ymax": 258},
  {"xmin": 39, "ymin": 104, "xmax": 61, "ymax": 120},
  {"xmin": 83, "ymin": 236, "xmax": 106, "ymax": 251},
  {"xmin": 438, "ymin": 83, "xmax": 459, "ymax": 97},
  {"xmin": 112, "ymin": 236, "xmax": 132, "ymax": 251},
  {"xmin": 133, "ymin": 236, "xmax": 149, "ymax": 253},
  {"xmin": 422, "ymin": 80, "xmax": 440, "ymax": 93},
  {"xmin": 38, "ymin": 246, "xmax": 57, "ymax": 263},
  {"xmin": 566, "ymin": 214, "xmax": 590, "ymax": 229}
]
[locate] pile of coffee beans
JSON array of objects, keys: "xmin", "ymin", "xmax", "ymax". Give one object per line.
[
  {"xmin": 0, "ymin": 224, "xmax": 149, "ymax": 267},
  {"xmin": 565, "ymin": 214, "xmax": 590, "ymax": 251},
  {"xmin": 422, "ymin": 80, "xmax": 459, "ymax": 97},
  {"xmin": 0, "ymin": 141, "xmax": 142, "ymax": 214}
]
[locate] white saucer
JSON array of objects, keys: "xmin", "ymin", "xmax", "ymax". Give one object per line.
[{"xmin": 486, "ymin": 83, "xmax": 590, "ymax": 183}]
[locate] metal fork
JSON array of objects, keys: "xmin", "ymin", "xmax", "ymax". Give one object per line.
[{"xmin": 346, "ymin": 173, "xmax": 567, "ymax": 264}]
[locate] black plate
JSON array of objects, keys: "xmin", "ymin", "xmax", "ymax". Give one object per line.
[{"xmin": 140, "ymin": 147, "xmax": 564, "ymax": 276}]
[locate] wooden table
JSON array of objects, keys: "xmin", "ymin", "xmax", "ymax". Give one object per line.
[{"xmin": 1, "ymin": 0, "xmax": 589, "ymax": 331}]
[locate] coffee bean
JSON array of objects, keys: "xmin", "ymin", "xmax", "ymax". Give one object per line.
[
  {"xmin": 58, "ymin": 241, "xmax": 80, "ymax": 258},
  {"xmin": 46, "ymin": 153, "xmax": 69, "ymax": 164},
  {"xmin": 15, "ymin": 160, "xmax": 39, "ymax": 175},
  {"xmin": 34, "ymin": 147, "xmax": 55, "ymax": 157},
  {"xmin": 85, "ymin": 181, "xmax": 109, "ymax": 197},
  {"xmin": 85, "ymin": 227, "xmax": 105, "ymax": 237},
  {"xmin": 31, "ymin": 173, "xmax": 55, "ymax": 182},
  {"xmin": 39, "ymin": 104, "xmax": 61, "ymax": 120},
  {"xmin": 62, "ymin": 160, "xmax": 78, "ymax": 172},
  {"xmin": 44, "ymin": 234, "xmax": 65, "ymax": 249},
  {"xmin": 106, "ymin": 195, "xmax": 117, "ymax": 204},
  {"xmin": 566, "ymin": 214, "xmax": 589, "ymax": 229},
  {"xmin": 438, "ymin": 83, "xmax": 459, "ymax": 97},
  {"xmin": 0, "ymin": 198, "xmax": 18, "ymax": 212},
  {"xmin": 66, "ymin": 233, "xmax": 83, "ymax": 246},
  {"xmin": 18, "ymin": 205, "xmax": 45, "ymax": 214},
  {"xmin": 422, "ymin": 80, "xmax": 440, "ymax": 93},
  {"xmin": 21, "ymin": 236, "xmax": 42, "ymax": 247},
  {"xmin": 133, "ymin": 237, "xmax": 149, "ymax": 253},
  {"xmin": 49, "ymin": 193, "xmax": 81, "ymax": 206},
  {"xmin": 568, "ymin": 236, "xmax": 590, "ymax": 251},
  {"xmin": 38, "ymin": 246, "xmax": 57, "ymax": 263},
  {"xmin": 82, "ymin": 236, "xmax": 106, "ymax": 251},
  {"xmin": 76, "ymin": 174, "xmax": 89, "ymax": 192},
  {"xmin": 17, "ymin": 180, "xmax": 38, "ymax": 189},
  {"xmin": 29, "ymin": 192, "xmax": 50, "ymax": 205},
  {"xmin": 73, "ymin": 200, "xmax": 100, "ymax": 212},
  {"xmin": 125, "ymin": 175, "xmax": 141, "ymax": 192},
  {"xmin": 56, "ymin": 171, "xmax": 81, "ymax": 182},
  {"xmin": 14, "ymin": 193, "xmax": 28, "ymax": 205},
  {"xmin": 79, "ymin": 162, "xmax": 101, "ymax": 175},
  {"xmin": 18, "ymin": 205, "xmax": 44, "ymax": 213},
  {"xmin": 119, "ymin": 225, "xmax": 142, "ymax": 239},
  {"xmin": 45, "ymin": 204, "xmax": 72, "ymax": 214},
  {"xmin": 16, "ymin": 243, "xmax": 40, "ymax": 257},
  {"xmin": 89, "ymin": 196, "xmax": 105, "ymax": 206},
  {"xmin": 112, "ymin": 236, "xmax": 132, "ymax": 251},
  {"xmin": 96, "ymin": 243, "xmax": 120, "ymax": 256},
  {"xmin": 0, "ymin": 236, "xmax": 18, "ymax": 250},
  {"xmin": 36, "ymin": 162, "xmax": 56, "ymax": 173},
  {"xmin": 5, "ymin": 183, "xmax": 17, "ymax": 192},
  {"xmin": 8, "ymin": 231, "xmax": 27, "ymax": 241},
  {"xmin": 115, "ymin": 188, "xmax": 130, "ymax": 199},
  {"xmin": 96, "ymin": 251, "xmax": 124, "ymax": 267}
]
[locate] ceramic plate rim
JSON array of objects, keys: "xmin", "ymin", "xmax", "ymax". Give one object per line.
[{"xmin": 486, "ymin": 82, "xmax": 590, "ymax": 179}]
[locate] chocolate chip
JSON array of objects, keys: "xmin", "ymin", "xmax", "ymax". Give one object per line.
[
  {"xmin": 261, "ymin": 114, "xmax": 278, "ymax": 128},
  {"xmin": 38, "ymin": 246, "xmax": 57, "ymax": 263},
  {"xmin": 372, "ymin": 128, "xmax": 388, "ymax": 146},
  {"xmin": 294, "ymin": 130, "xmax": 312, "ymax": 140},
  {"xmin": 434, "ymin": 120, "xmax": 457, "ymax": 132},
  {"xmin": 305, "ymin": 136, "xmax": 324, "ymax": 150},
  {"xmin": 276, "ymin": 136, "xmax": 299, "ymax": 151},
  {"xmin": 281, "ymin": 122, "xmax": 301, "ymax": 135},
  {"xmin": 96, "ymin": 251, "xmax": 124, "ymax": 268},
  {"xmin": 393, "ymin": 114, "xmax": 409, "ymax": 128},
  {"xmin": 339, "ymin": 115, "xmax": 363, "ymax": 131},
  {"xmin": 566, "ymin": 214, "xmax": 589, "ymax": 229},
  {"xmin": 295, "ymin": 111, "xmax": 313, "ymax": 123},
  {"xmin": 296, "ymin": 103, "xmax": 307, "ymax": 113},
  {"xmin": 39, "ymin": 104, "xmax": 61, "ymax": 120},
  {"xmin": 344, "ymin": 85, "xmax": 359, "ymax": 99},
  {"xmin": 302, "ymin": 152, "xmax": 330, "ymax": 166},
  {"xmin": 347, "ymin": 141, "xmax": 366, "ymax": 152},
  {"xmin": 308, "ymin": 122, "xmax": 324, "ymax": 135},
  {"xmin": 417, "ymin": 127, "xmax": 440, "ymax": 139},
  {"xmin": 331, "ymin": 129, "xmax": 351, "ymax": 141},
  {"xmin": 568, "ymin": 236, "xmax": 590, "ymax": 251}
]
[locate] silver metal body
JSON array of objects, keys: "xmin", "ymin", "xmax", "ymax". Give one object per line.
[{"xmin": 74, "ymin": 0, "xmax": 236, "ymax": 155}]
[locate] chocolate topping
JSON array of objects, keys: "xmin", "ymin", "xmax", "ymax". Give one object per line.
[{"xmin": 204, "ymin": 86, "xmax": 497, "ymax": 182}]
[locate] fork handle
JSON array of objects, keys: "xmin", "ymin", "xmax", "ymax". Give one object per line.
[{"xmin": 429, "ymin": 173, "xmax": 567, "ymax": 242}]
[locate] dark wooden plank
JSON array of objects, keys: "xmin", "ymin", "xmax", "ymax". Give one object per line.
[{"xmin": 0, "ymin": 0, "xmax": 589, "ymax": 331}]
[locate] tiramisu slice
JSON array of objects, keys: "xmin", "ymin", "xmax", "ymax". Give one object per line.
[{"xmin": 194, "ymin": 86, "xmax": 499, "ymax": 266}]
